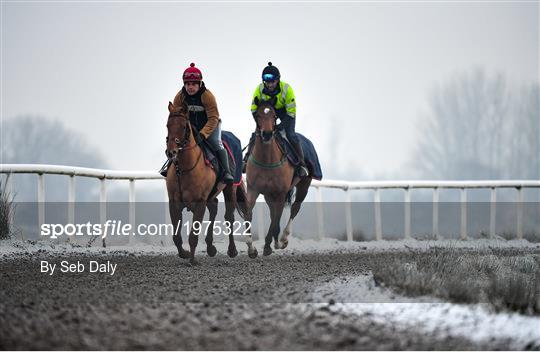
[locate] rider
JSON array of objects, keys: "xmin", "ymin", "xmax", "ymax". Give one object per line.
[
  {"xmin": 243, "ymin": 62, "xmax": 308, "ymax": 177},
  {"xmin": 159, "ymin": 63, "xmax": 234, "ymax": 184}
]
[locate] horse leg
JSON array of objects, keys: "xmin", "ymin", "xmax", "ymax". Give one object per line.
[
  {"xmin": 188, "ymin": 202, "xmax": 206, "ymax": 265},
  {"xmin": 244, "ymin": 187, "xmax": 259, "ymax": 258},
  {"xmin": 220, "ymin": 185, "xmax": 238, "ymax": 258},
  {"xmin": 169, "ymin": 201, "xmax": 190, "ymax": 259},
  {"xmin": 224, "ymin": 199, "xmax": 238, "ymax": 258},
  {"xmin": 205, "ymin": 198, "xmax": 218, "ymax": 257},
  {"xmin": 264, "ymin": 195, "xmax": 286, "ymax": 255},
  {"xmin": 280, "ymin": 178, "xmax": 311, "ymax": 249}
]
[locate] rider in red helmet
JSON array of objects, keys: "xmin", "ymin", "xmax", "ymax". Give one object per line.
[{"xmin": 159, "ymin": 63, "xmax": 233, "ymax": 184}]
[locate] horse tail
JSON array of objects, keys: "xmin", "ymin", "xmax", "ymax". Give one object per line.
[
  {"xmin": 235, "ymin": 181, "xmax": 249, "ymax": 219},
  {"xmin": 286, "ymin": 187, "xmax": 296, "ymax": 207}
]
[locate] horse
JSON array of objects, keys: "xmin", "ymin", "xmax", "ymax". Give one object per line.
[
  {"xmin": 165, "ymin": 101, "xmax": 258, "ymax": 264},
  {"xmin": 244, "ymin": 97, "xmax": 312, "ymax": 256}
]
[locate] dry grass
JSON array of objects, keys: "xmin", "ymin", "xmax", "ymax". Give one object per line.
[
  {"xmin": 371, "ymin": 247, "xmax": 540, "ymax": 315},
  {"xmin": 0, "ymin": 175, "xmax": 14, "ymax": 240}
]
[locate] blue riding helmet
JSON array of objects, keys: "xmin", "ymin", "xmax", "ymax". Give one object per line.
[{"xmin": 262, "ymin": 62, "xmax": 280, "ymax": 82}]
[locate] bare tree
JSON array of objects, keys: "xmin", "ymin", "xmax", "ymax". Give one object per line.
[
  {"xmin": 1, "ymin": 116, "xmax": 108, "ymax": 201},
  {"xmin": 508, "ymin": 83, "xmax": 539, "ymax": 179},
  {"xmin": 409, "ymin": 69, "xmax": 538, "ymax": 180}
]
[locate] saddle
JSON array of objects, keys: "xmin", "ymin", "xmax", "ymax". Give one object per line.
[
  {"xmin": 192, "ymin": 128, "xmax": 241, "ymax": 186},
  {"xmin": 272, "ymin": 126, "xmax": 323, "ymax": 180},
  {"xmin": 274, "ymin": 125, "xmax": 304, "ymax": 167},
  {"xmin": 196, "ymin": 141, "xmax": 233, "ymax": 185}
]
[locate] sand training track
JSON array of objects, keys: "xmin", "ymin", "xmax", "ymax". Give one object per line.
[{"xmin": 1, "ymin": 241, "xmax": 539, "ymax": 350}]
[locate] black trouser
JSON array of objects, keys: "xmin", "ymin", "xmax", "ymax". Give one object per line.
[{"xmin": 277, "ymin": 111, "xmax": 299, "ymax": 144}]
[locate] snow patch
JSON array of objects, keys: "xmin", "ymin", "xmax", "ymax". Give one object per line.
[{"xmin": 311, "ymin": 273, "xmax": 540, "ymax": 349}]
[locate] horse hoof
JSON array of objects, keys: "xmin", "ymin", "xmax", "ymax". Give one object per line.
[
  {"xmin": 189, "ymin": 258, "xmax": 199, "ymax": 266},
  {"xmin": 207, "ymin": 245, "xmax": 217, "ymax": 257},
  {"xmin": 280, "ymin": 240, "xmax": 288, "ymax": 249},
  {"xmin": 227, "ymin": 247, "xmax": 238, "ymax": 258},
  {"xmin": 248, "ymin": 249, "xmax": 258, "ymax": 259},
  {"xmin": 178, "ymin": 249, "xmax": 190, "ymax": 259},
  {"xmin": 263, "ymin": 246, "xmax": 273, "ymax": 256},
  {"xmin": 274, "ymin": 241, "xmax": 281, "ymax": 250}
]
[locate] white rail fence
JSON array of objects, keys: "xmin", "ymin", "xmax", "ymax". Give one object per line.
[{"xmin": 1, "ymin": 164, "xmax": 539, "ymax": 244}]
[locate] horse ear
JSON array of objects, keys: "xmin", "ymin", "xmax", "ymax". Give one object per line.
[
  {"xmin": 270, "ymin": 96, "xmax": 277, "ymax": 107},
  {"xmin": 254, "ymin": 97, "xmax": 260, "ymax": 106},
  {"xmin": 168, "ymin": 101, "xmax": 174, "ymax": 112}
]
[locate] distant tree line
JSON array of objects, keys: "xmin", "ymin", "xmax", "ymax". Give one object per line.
[
  {"xmin": 1, "ymin": 116, "xmax": 108, "ymax": 201},
  {"xmin": 409, "ymin": 69, "xmax": 539, "ymax": 180}
]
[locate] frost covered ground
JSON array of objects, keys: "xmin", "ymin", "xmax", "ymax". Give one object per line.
[
  {"xmin": 313, "ymin": 274, "xmax": 540, "ymax": 350},
  {"xmin": 1, "ymin": 237, "xmax": 539, "ymax": 350}
]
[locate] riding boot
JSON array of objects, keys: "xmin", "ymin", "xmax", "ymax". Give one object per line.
[
  {"xmin": 216, "ymin": 148, "xmax": 234, "ymax": 184},
  {"xmin": 242, "ymin": 133, "xmax": 256, "ymax": 173},
  {"xmin": 159, "ymin": 159, "xmax": 172, "ymax": 177},
  {"xmin": 291, "ymin": 141, "xmax": 309, "ymax": 177}
]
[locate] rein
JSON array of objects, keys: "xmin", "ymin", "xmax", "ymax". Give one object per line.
[{"xmin": 249, "ymin": 153, "xmax": 287, "ymax": 168}]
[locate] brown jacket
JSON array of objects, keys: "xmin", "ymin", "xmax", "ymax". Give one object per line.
[{"xmin": 173, "ymin": 87, "xmax": 220, "ymax": 139}]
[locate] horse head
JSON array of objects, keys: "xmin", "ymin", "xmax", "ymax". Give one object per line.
[
  {"xmin": 166, "ymin": 101, "xmax": 192, "ymax": 159},
  {"xmin": 254, "ymin": 96, "xmax": 277, "ymax": 144}
]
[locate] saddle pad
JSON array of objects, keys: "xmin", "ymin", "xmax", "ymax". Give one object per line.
[{"xmin": 276, "ymin": 129, "xmax": 323, "ymax": 180}]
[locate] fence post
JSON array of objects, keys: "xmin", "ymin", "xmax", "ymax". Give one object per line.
[
  {"xmin": 37, "ymin": 174, "xmax": 45, "ymax": 238},
  {"xmin": 344, "ymin": 188, "xmax": 353, "ymax": 242},
  {"xmin": 490, "ymin": 187, "xmax": 496, "ymax": 239},
  {"xmin": 460, "ymin": 188, "xmax": 467, "ymax": 240},
  {"xmin": 67, "ymin": 176, "xmax": 75, "ymax": 243},
  {"xmin": 128, "ymin": 179, "xmax": 135, "ymax": 245},
  {"xmin": 432, "ymin": 187, "xmax": 439, "ymax": 239},
  {"xmin": 404, "ymin": 187, "xmax": 411, "ymax": 239},
  {"xmin": 100, "ymin": 179, "xmax": 107, "ymax": 247},
  {"xmin": 374, "ymin": 188, "xmax": 382, "ymax": 241},
  {"xmin": 315, "ymin": 186, "xmax": 325, "ymax": 240},
  {"xmin": 516, "ymin": 187, "xmax": 523, "ymax": 240},
  {"xmin": 5, "ymin": 174, "xmax": 15, "ymax": 237}
]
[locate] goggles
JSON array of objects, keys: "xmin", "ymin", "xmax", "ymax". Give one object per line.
[
  {"xmin": 184, "ymin": 72, "xmax": 202, "ymax": 80},
  {"xmin": 262, "ymin": 73, "xmax": 278, "ymax": 82}
]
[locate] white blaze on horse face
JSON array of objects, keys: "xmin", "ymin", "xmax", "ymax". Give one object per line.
[{"xmin": 264, "ymin": 107, "xmax": 270, "ymax": 114}]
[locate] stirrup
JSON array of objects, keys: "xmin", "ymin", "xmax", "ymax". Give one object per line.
[
  {"xmin": 297, "ymin": 164, "xmax": 309, "ymax": 177},
  {"xmin": 222, "ymin": 172, "xmax": 234, "ymax": 184}
]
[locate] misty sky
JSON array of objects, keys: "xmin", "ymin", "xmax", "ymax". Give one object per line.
[{"xmin": 2, "ymin": 1, "xmax": 538, "ymax": 180}]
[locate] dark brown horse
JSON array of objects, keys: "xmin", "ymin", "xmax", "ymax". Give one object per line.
[
  {"xmin": 165, "ymin": 102, "xmax": 257, "ymax": 264},
  {"xmin": 244, "ymin": 98, "xmax": 312, "ymax": 256}
]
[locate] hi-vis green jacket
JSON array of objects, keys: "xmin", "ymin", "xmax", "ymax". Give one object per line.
[{"xmin": 250, "ymin": 81, "xmax": 296, "ymax": 118}]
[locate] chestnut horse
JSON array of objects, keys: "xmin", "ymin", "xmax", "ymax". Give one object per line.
[
  {"xmin": 244, "ymin": 98, "xmax": 312, "ymax": 256},
  {"xmin": 165, "ymin": 102, "xmax": 258, "ymax": 264}
]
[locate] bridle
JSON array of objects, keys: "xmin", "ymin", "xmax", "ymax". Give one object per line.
[
  {"xmin": 254, "ymin": 105, "xmax": 277, "ymax": 142},
  {"xmin": 167, "ymin": 111, "xmax": 203, "ymax": 179},
  {"xmin": 250, "ymin": 105, "xmax": 287, "ymax": 168}
]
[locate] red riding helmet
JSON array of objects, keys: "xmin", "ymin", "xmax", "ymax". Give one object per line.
[{"xmin": 182, "ymin": 63, "xmax": 203, "ymax": 83}]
